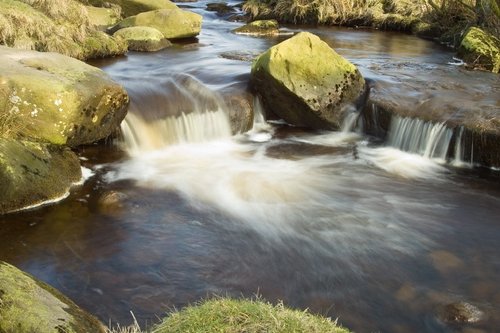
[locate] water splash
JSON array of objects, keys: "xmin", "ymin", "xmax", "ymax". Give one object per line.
[{"xmin": 387, "ymin": 115, "xmax": 453, "ymax": 161}]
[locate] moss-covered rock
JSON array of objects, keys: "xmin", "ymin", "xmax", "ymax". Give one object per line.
[
  {"xmin": 86, "ymin": 5, "xmax": 121, "ymax": 29},
  {"xmin": 0, "ymin": 261, "xmax": 106, "ymax": 332},
  {"xmin": 457, "ymin": 26, "xmax": 500, "ymax": 73},
  {"xmin": 0, "ymin": 46, "xmax": 129, "ymax": 146},
  {"xmin": 110, "ymin": 8, "xmax": 202, "ymax": 39},
  {"xmin": 0, "ymin": 0, "xmax": 127, "ymax": 60},
  {"xmin": 0, "ymin": 139, "xmax": 81, "ymax": 215},
  {"xmin": 114, "ymin": 26, "xmax": 172, "ymax": 51},
  {"xmin": 233, "ymin": 19, "xmax": 279, "ymax": 35},
  {"xmin": 251, "ymin": 32, "xmax": 366, "ymax": 130},
  {"xmin": 152, "ymin": 298, "xmax": 350, "ymax": 333},
  {"xmin": 104, "ymin": 0, "xmax": 178, "ymax": 17}
]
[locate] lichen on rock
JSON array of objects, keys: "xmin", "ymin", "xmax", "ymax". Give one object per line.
[{"xmin": 458, "ymin": 26, "xmax": 500, "ymax": 73}]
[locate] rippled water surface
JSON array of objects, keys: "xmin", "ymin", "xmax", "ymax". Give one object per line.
[{"xmin": 1, "ymin": 1, "xmax": 500, "ymax": 332}]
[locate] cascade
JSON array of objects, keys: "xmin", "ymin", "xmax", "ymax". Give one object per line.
[
  {"xmin": 119, "ymin": 75, "xmax": 233, "ymax": 153},
  {"xmin": 387, "ymin": 115, "xmax": 453, "ymax": 160}
]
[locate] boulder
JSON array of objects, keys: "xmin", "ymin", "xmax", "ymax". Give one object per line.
[
  {"xmin": 221, "ymin": 91, "xmax": 254, "ymax": 134},
  {"xmin": 233, "ymin": 19, "xmax": 279, "ymax": 36},
  {"xmin": 104, "ymin": 0, "xmax": 178, "ymax": 17},
  {"xmin": 86, "ymin": 5, "xmax": 121, "ymax": 29},
  {"xmin": 0, "ymin": 0, "xmax": 127, "ymax": 60},
  {"xmin": 0, "ymin": 46, "xmax": 129, "ymax": 147},
  {"xmin": 251, "ymin": 32, "xmax": 366, "ymax": 130},
  {"xmin": 0, "ymin": 139, "xmax": 82, "ymax": 214},
  {"xmin": 0, "ymin": 261, "xmax": 106, "ymax": 333},
  {"xmin": 206, "ymin": 2, "xmax": 236, "ymax": 15},
  {"xmin": 110, "ymin": 8, "xmax": 202, "ymax": 39},
  {"xmin": 114, "ymin": 26, "xmax": 172, "ymax": 51},
  {"xmin": 457, "ymin": 27, "xmax": 500, "ymax": 73}
]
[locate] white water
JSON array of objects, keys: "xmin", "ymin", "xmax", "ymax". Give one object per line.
[
  {"xmin": 387, "ymin": 115, "xmax": 453, "ymax": 161},
  {"xmin": 451, "ymin": 126, "xmax": 473, "ymax": 168}
]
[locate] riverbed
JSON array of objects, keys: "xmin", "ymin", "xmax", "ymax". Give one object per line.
[{"xmin": 1, "ymin": 1, "xmax": 499, "ymax": 332}]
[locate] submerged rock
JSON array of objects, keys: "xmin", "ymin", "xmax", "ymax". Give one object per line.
[
  {"xmin": 458, "ymin": 27, "xmax": 500, "ymax": 73},
  {"xmin": 437, "ymin": 301, "xmax": 484, "ymax": 325},
  {"xmin": 206, "ymin": 2, "xmax": 236, "ymax": 15},
  {"xmin": 233, "ymin": 19, "xmax": 279, "ymax": 36},
  {"xmin": 114, "ymin": 26, "xmax": 172, "ymax": 51},
  {"xmin": 110, "ymin": 8, "xmax": 202, "ymax": 39},
  {"xmin": 222, "ymin": 91, "xmax": 254, "ymax": 134},
  {"xmin": 0, "ymin": 261, "xmax": 106, "ymax": 333},
  {"xmin": 0, "ymin": 46, "xmax": 129, "ymax": 147},
  {"xmin": 251, "ymin": 32, "xmax": 366, "ymax": 130},
  {"xmin": 0, "ymin": 139, "xmax": 81, "ymax": 214}
]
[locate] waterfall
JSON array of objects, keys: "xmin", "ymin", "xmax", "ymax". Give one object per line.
[
  {"xmin": 341, "ymin": 111, "xmax": 359, "ymax": 133},
  {"xmin": 451, "ymin": 126, "xmax": 474, "ymax": 167},
  {"xmin": 387, "ymin": 115, "xmax": 453, "ymax": 160},
  {"xmin": 119, "ymin": 75, "xmax": 232, "ymax": 153}
]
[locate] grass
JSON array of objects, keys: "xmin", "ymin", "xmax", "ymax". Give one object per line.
[
  {"xmin": 0, "ymin": 0, "xmax": 127, "ymax": 59},
  {"xmin": 106, "ymin": 298, "xmax": 351, "ymax": 333},
  {"xmin": 243, "ymin": 0, "xmax": 500, "ymax": 46}
]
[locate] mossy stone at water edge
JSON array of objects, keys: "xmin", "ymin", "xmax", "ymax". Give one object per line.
[
  {"xmin": 152, "ymin": 298, "xmax": 351, "ymax": 333},
  {"xmin": 251, "ymin": 32, "xmax": 366, "ymax": 130},
  {"xmin": 0, "ymin": 139, "xmax": 81, "ymax": 214},
  {"xmin": 233, "ymin": 19, "xmax": 279, "ymax": 35},
  {"xmin": 110, "ymin": 8, "xmax": 202, "ymax": 39},
  {"xmin": 0, "ymin": 46, "xmax": 129, "ymax": 146},
  {"xmin": 457, "ymin": 27, "xmax": 500, "ymax": 73},
  {"xmin": 114, "ymin": 26, "xmax": 172, "ymax": 51},
  {"xmin": 86, "ymin": 5, "xmax": 121, "ymax": 29},
  {"xmin": 97, "ymin": 0, "xmax": 178, "ymax": 18},
  {"xmin": 0, "ymin": 261, "xmax": 106, "ymax": 333}
]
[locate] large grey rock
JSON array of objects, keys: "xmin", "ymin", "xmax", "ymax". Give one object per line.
[
  {"xmin": 0, "ymin": 139, "xmax": 82, "ymax": 214},
  {"xmin": 0, "ymin": 46, "xmax": 129, "ymax": 147},
  {"xmin": 251, "ymin": 32, "xmax": 366, "ymax": 130},
  {"xmin": 0, "ymin": 261, "xmax": 106, "ymax": 332}
]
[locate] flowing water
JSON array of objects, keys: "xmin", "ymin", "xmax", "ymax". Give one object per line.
[{"xmin": 1, "ymin": 1, "xmax": 500, "ymax": 332}]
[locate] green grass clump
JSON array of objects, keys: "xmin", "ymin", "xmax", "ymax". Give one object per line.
[
  {"xmin": 0, "ymin": 0, "xmax": 127, "ymax": 59},
  {"xmin": 152, "ymin": 298, "xmax": 350, "ymax": 333}
]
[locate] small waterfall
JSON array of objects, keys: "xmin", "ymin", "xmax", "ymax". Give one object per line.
[
  {"xmin": 119, "ymin": 75, "xmax": 233, "ymax": 153},
  {"xmin": 341, "ymin": 111, "xmax": 359, "ymax": 133},
  {"xmin": 387, "ymin": 115, "xmax": 453, "ymax": 160}
]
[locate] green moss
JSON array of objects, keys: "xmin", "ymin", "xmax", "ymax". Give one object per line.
[
  {"xmin": 458, "ymin": 26, "xmax": 500, "ymax": 73},
  {"xmin": 110, "ymin": 8, "xmax": 202, "ymax": 39},
  {"xmin": 233, "ymin": 19, "xmax": 279, "ymax": 35},
  {"xmin": 86, "ymin": 5, "xmax": 121, "ymax": 28},
  {"xmin": 0, "ymin": 261, "xmax": 105, "ymax": 332},
  {"xmin": 114, "ymin": 26, "xmax": 171, "ymax": 51},
  {"xmin": 152, "ymin": 298, "xmax": 350, "ymax": 333},
  {"xmin": 103, "ymin": 0, "xmax": 178, "ymax": 18}
]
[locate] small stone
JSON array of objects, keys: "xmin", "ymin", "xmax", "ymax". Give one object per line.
[
  {"xmin": 437, "ymin": 301, "xmax": 483, "ymax": 325},
  {"xmin": 233, "ymin": 19, "xmax": 279, "ymax": 36},
  {"xmin": 429, "ymin": 250, "xmax": 464, "ymax": 274}
]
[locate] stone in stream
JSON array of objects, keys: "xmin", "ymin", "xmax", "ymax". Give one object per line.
[
  {"xmin": 233, "ymin": 19, "xmax": 280, "ymax": 36},
  {"xmin": 0, "ymin": 261, "xmax": 106, "ymax": 333},
  {"xmin": 0, "ymin": 46, "xmax": 129, "ymax": 147},
  {"xmin": 114, "ymin": 26, "xmax": 172, "ymax": 51},
  {"xmin": 86, "ymin": 5, "xmax": 121, "ymax": 29},
  {"xmin": 251, "ymin": 32, "xmax": 367, "ymax": 130},
  {"xmin": 437, "ymin": 301, "xmax": 484, "ymax": 325},
  {"xmin": 0, "ymin": 139, "xmax": 82, "ymax": 214},
  {"xmin": 109, "ymin": 8, "xmax": 202, "ymax": 39},
  {"xmin": 206, "ymin": 2, "xmax": 236, "ymax": 15},
  {"xmin": 457, "ymin": 27, "xmax": 500, "ymax": 74},
  {"xmin": 99, "ymin": 0, "xmax": 178, "ymax": 18},
  {"xmin": 221, "ymin": 91, "xmax": 254, "ymax": 134},
  {"xmin": 97, "ymin": 190, "xmax": 129, "ymax": 216}
]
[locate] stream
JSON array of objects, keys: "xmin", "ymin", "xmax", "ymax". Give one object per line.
[{"xmin": 1, "ymin": 1, "xmax": 500, "ymax": 332}]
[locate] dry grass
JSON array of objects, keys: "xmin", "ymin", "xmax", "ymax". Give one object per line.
[
  {"xmin": 243, "ymin": 0, "xmax": 500, "ymax": 43},
  {"xmin": 0, "ymin": 0, "xmax": 126, "ymax": 59}
]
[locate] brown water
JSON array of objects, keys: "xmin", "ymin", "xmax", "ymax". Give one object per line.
[{"xmin": 1, "ymin": 1, "xmax": 500, "ymax": 332}]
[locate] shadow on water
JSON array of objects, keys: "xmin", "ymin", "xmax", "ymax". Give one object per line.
[{"xmin": 2, "ymin": 1, "xmax": 500, "ymax": 333}]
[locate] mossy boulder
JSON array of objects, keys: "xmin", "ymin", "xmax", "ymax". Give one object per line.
[
  {"xmin": 457, "ymin": 27, "xmax": 500, "ymax": 73},
  {"xmin": 251, "ymin": 32, "xmax": 366, "ymax": 129},
  {"xmin": 0, "ymin": 46, "xmax": 129, "ymax": 146},
  {"xmin": 0, "ymin": 0, "xmax": 127, "ymax": 60},
  {"xmin": 86, "ymin": 5, "xmax": 121, "ymax": 29},
  {"xmin": 152, "ymin": 298, "xmax": 350, "ymax": 333},
  {"xmin": 114, "ymin": 26, "xmax": 172, "ymax": 51},
  {"xmin": 110, "ymin": 8, "xmax": 202, "ymax": 39},
  {"xmin": 103, "ymin": 0, "xmax": 177, "ymax": 17},
  {"xmin": 0, "ymin": 261, "xmax": 106, "ymax": 332},
  {"xmin": 0, "ymin": 139, "xmax": 81, "ymax": 214},
  {"xmin": 233, "ymin": 19, "xmax": 279, "ymax": 36}
]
